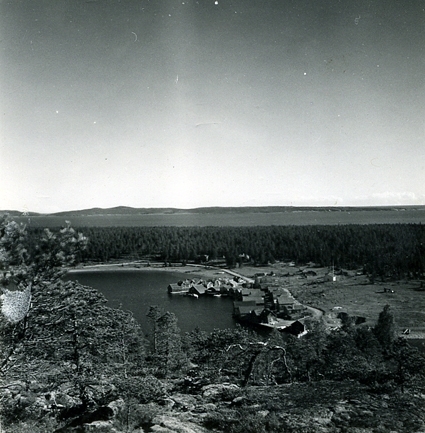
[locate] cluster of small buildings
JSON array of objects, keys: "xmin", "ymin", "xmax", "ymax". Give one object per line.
[
  {"xmin": 168, "ymin": 277, "xmax": 308, "ymax": 336},
  {"xmin": 233, "ymin": 285, "xmax": 307, "ymax": 336},
  {"xmin": 167, "ymin": 277, "xmax": 245, "ymax": 297}
]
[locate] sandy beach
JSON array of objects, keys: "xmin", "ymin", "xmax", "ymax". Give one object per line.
[{"xmin": 67, "ymin": 261, "xmax": 253, "ymax": 282}]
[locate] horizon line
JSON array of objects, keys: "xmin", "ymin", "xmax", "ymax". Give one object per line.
[{"xmin": 2, "ymin": 203, "xmax": 425, "ymax": 216}]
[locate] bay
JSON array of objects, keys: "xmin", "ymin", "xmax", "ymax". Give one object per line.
[
  {"xmin": 64, "ymin": 270, "xmax": 236, "ymax": 335},
  {"xmin": 13, "ymin": 207, "xmax": 425, "ymax": 228}
]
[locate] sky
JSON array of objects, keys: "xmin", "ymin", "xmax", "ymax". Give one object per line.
[{"xmin": 1, "ymin": 0, "xmax": 424, "ymax": 213}]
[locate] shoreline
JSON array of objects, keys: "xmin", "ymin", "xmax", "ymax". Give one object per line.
[{"xmin": 67, "ymin": 262, "xmax": 250, "ymax": 282}]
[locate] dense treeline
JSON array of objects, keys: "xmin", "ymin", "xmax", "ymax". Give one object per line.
[{"xmin": 27, "ymin": 224, "xmax": 424, "ymax": 279}]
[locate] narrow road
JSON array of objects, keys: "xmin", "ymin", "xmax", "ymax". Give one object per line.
[
  {"xmin": 282, "ymin": 287, "xmax": 324, "ymax": 320},
  {"xmin": 304, "ymin": 305, "xmax": 324, "ymax": 319}
]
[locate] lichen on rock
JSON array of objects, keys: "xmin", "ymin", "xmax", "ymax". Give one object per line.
[{"xmin": 0, "ymin": 283, "xmax": 31, "ymax": 323}]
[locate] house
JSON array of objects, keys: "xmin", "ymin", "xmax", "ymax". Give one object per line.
[
  {"xmin": 337, "ymin": 312, "xmax": 366, "ymax": 325},
  {"xmin": 253, "ymin": 311, "xmax": 307, "ymax": 336},
  {"xmin": 188, "ymin": 284, "xmax": 207, "ymax": 296},
  {"xmin": 206, "ymin": 280, "xmax": 222, "ymax": 289},
  {"xmin": 205, "ymin": 286, "xmax": 221, "ymax": 296},
  {"xmin": 233, "ymin": 303, "xmax": 306, "ymax": 337},
  {"xmin": 324, "ymin": 265, "xmax": 337, "ymax": 282},
  {"xmin": 281, "ymin": 320, "xmax": 306, "ymax": 336},
  {"xmin": 259, "ymin": 313, "xmax": 306, "ymax": 336},
  {"xmin": 289, "ymin": 302, "xmax": 306, "ymax": 314},
  {"xmin": 219, "ymin": 284, "xmax": 233, "ymax": 295},
  {"xmin": 233, "ymin": 301, "xmax": 257, "ymax": 318},
  {"xmin": 274, "ymin": 291, "xmax": 296, "ymax": 310},
  {"xmin": 233, "ymin": 305, "xmax": 271, "ymax": 326},
  {"xmin": 324, "ymin": 273, "xmax": 337, "ymax": 282},
  {"xmin": 242, "ymin": 290, "xmax": 264, "ymax": 305},
  {"xmin": 168, "ymin": 283, "xmax": 189, "ymax": 294}
]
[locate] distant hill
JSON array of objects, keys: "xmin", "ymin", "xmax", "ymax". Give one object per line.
[
  {"xmin": 49, "ymin": 206, "xmax": 174, "ymax": 217},
  {"xmin": 1, "ymin": 205, "xmax": 424, "ymax": 218},
  {"xmin": 0, "ymin": 210, "xmax": 41, "ymax": 217}
]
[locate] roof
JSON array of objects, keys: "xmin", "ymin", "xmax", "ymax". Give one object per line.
[
  {"xmin": 234, "ymin": 300, "xmax": 256, "ymax": 307},
  {"xmin": 168, "ymin": 283, "xmax": 188, "ymax": 293},
  {"xmin": 243, "ymin": 294, "xmax": 264, "ymax": 305},
  {"xmin": 241, "ymin": 288, "xmax": 253, "ymax": 296},
  {"xmin": 235, "ymin": 306, "xmax": 257, "ymax": 316},
  {"xmin": 275, "ymin": 293, "xmax": 296, "ymax": 305},
  {"xmin": 189, "ymin": 284, "xmax": 207, "ymax": 295}
]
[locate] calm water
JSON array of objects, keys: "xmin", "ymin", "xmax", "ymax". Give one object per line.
[
  {"xmin": 65, "ymin": 270, "xmax": 236, "ymax": 335},
  {"xmin": 16, "ymin": 208, "xmax": 425, "ymax": 227}
]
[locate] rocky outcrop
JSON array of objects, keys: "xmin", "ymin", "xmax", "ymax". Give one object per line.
[
  {"xmin": 10, "ymin": 379, "xmax": 423, "ymax": 432},
  {"xmin": 150, "ymin": 415, "xmax": 210, "ymax": 433},
  {"xmin": 201, "ymin": 383, "xmax": 241, "ymax": 401}
]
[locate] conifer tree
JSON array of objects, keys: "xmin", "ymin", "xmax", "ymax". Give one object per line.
[
  {"xmin": 374, "ymin": 304, "xmax": 397, "ymax": 350},
  {"xmin": 147, "ymin": 307, "xmax": 187, "ymax": 378}
]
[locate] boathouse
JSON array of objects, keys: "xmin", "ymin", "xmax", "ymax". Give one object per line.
[
  {"xmin": 188, "ymin": 283, "xmax": 207, "ymax": 296},
  {"xmin": 168, "ymin": 283, "xmax": 189, "ymax": 294}
]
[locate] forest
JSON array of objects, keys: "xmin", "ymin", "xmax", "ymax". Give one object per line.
[
  {"xmin": 1, "ymin": 217, "xmax": 424, "ymax": 432},
  {"xmin": 26, "ymin": 224, "xmax": 425, "ymax": 279}
]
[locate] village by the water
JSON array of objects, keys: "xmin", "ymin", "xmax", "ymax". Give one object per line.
[
  {"xmin": 165, "ymin": 257, "xmax": 424, "ymax": 340},
  {"xmin": 167, "ymin": 263, "xmax": 343, "ymax": 337}
]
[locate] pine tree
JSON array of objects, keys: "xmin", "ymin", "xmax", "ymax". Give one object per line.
[
  {"xmin": 156, "ymin": 311, "xmax": 187, "ymax": 378},
  {"xmin": 374, "ymin": 304, "xmax": 396, "ymax": 350}
]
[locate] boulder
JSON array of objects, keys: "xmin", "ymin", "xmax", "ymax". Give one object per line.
[
  {"xmin": 158, "ymin": 397, "xmax": 176, "ymax": 409},
  {"xmin": 231, "ymin": 396, "xmax": 246, "ymax": 406},
  {"xmin": 55, "ymin": 420, "xmax": 119, "ymax": 433},
  {"xmin": 55, "ymin": 392, "xmax": 80, "ymax": 408},
  {"xmin": 192, "ymin": 402, "xmax": 217, "ymax": 413},
  {"xmin": 16, "ymin": 391, "xmax": 37, "ymax": 408},
  {"xmin": 201, "ymin": 383, "xmax": 240, "ymax": 401},
  {"xmin": 107, "ymin": 399, "xmax": 126, "ymax": 418},
  {"xmin": 81, "ymin": 421, "xmax": 118, "ymax": 432},
  {"xmin": 151, "ymin": 415, "xmax": 210, "ymax": 433},
  {"xmin": 169, "ymin": 393, "xmax": 198, "ymax": 411}
]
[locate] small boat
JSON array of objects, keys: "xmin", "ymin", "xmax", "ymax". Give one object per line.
[{"xmin": 187, "ymin": 293, "xmax": 199, "ymax": 298}]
